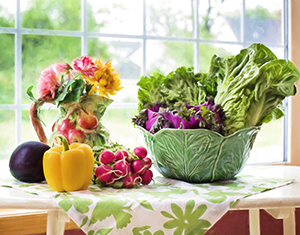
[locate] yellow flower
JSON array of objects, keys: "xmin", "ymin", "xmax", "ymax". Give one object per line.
[{"xmin": 85, "ymin": 59, "xmax": 123, "ymax": 98}]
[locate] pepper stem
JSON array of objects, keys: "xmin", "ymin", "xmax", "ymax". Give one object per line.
[{"xmin": 57, "ymin": 135, "xmax": 70, "ymax": 152}]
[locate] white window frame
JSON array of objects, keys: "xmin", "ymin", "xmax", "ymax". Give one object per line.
[{"xmin": 0, "ymin": 0, "xmax": 297, "ymax": 165}]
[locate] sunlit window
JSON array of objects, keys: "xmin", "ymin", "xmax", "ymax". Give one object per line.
[{"xmin": 0, "ymin": 0, "xmax": 289, "ymax": 170}]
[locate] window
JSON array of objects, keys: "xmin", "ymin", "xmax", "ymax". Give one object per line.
[{"xmin": 0, "ymin": 0, "xmax": 295, "ymax": 177}]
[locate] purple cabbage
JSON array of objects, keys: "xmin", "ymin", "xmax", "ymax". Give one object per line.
[{"xmin": 133, "ymin": 99, "xmax": 226, "ymax": 135}]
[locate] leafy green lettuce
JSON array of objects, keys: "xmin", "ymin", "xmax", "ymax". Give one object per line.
[
  {"xmin": 135, "ymin": 43, "xmax": 300, "ymax": 136},
  {"xmin": 211, "ymin": 43, "xmax": 300, "ymax": 135},
  {"xmin": 137, "ymin": 67, "xmax": 209, "ymax": 110}
]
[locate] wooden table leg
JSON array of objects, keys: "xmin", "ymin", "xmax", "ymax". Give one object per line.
[
  {"xmin": 265, "ymin": 207, "xmax": 295, "ymax": 235},
  {"xmin": 46, "ymin": 209, "xmax": 70, "ymax": 235},
  {"xmin": 249, "ymin": 208, "xmax": 260, "ymax": 235}
]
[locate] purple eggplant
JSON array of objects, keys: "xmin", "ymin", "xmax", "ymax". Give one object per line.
[{"xmin": 9, "ymin": 141, "xmax": 50, "ymax": 183}]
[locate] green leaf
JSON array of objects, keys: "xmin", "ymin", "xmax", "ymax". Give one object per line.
[
  {"xmin": 136, "ymin": 199, "xmax": 154, "ymax": 211},
  {"xmin": 161, "ymin": 211, "xmax": 174, "ymax": 219},
  {"xmin": 80, "ymin": 216, "xmax": 89, "ymax": 228},
  {"xmin": 73, "ymin": 198, "xmax": 93, "ymax": 213},
  {"xmin": 171, "ymin": 203, "xmax": 184, "ymax": 220},
  {"xmin": 90, "ymin": 196, "xmax": 132, "ymax": 229},
  {"xmin": 203, "ymin": 190, "xmax": 247, "ymax": 203},
  {"xmin": 94, "ymin": 228, "xmax": 113, "ymax": 235},
  {"xmin": 163, "ymin": 220, "xmax": 179, "ymax": 229},
  {"xmin": 132, "ymin": 226, "xmax": 151, "ymax": 235},
  {"xmin": 58, "ymin": 198, "xmax": 73, "ymax": 212},
  {"xmin": 189, "ymin": 204, "xmax": 207, "ymax": 223},
  {"xmin": 55, "ymin": 77, "xmax": 76, "ymax": 104},
  {"xmin": 184, "ymin": 200, "xmax": 195, "ymax": 218},
  {"xmin": 26, "ymin": 85, "xmax": 38, "ymax": 103},
  {"xmin": 213, "ymin": 43, "xmax": 300, "ymax": 135},
  {"xmin": 173, "ymin": 226, "xmax": 184, "ymax": 235},
  {"xmin": 88, "ymin": 230, "xmax": 95, "ymax": 235},
  {"xmin": 153, "ymin": 230, "xmax": 165, "ymax": 235}
]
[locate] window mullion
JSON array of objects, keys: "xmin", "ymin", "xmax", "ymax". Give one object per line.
[
  {"xmin": 283, "ymin": 0, "xmax": 290, "ymax": 162},
  {"xmin": 142, "ymin": 0, "xmax": 147, "ymax": 76},
  {"xmin": 15, "ymin": 0, "xmax": 22, "ymax": 145},
  {"xmin": 81, "ymin": 0, "xmax": 88, "ymax": 56},
  {"xmin": 241, "ymin": 0, "xmax": 246, "ymax": 46},
  {"xmin": 194, "ymin": 0, "xmax": 199, "ymax": 72}
]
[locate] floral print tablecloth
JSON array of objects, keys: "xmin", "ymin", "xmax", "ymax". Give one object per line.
[{"xmin": 1, "ymin": 174, "xmax": 292, "ymax": 235}]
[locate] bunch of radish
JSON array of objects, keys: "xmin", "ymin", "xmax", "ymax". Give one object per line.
[{"xmin": 92, "ymin": 144, "xmax": 153, "ymax": 188}]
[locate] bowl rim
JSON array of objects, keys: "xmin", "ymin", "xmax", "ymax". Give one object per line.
[{"xmin": 136, "ymin": 125, "xmax": 261, "ymax": 139}]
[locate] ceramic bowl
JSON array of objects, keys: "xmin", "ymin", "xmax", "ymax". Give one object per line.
[{"xmin": 137, "ymin": 126, "xmax": 260, "ymax": 183}]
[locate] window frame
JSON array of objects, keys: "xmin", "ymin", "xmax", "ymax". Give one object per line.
[
  {"xmin": 0, "ymin": 0, "xmax": 297, "ymax": 165},
  {"xmin": 288, "ymin": 0, "xmax": 300, "ymax": 166}
]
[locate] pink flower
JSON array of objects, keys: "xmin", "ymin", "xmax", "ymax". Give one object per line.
[
  {"xmin": 72, "ymin": 55, "xmax": 97, "ymax": 77},
  {"xmin": 37, "ymin": 63, "xmax": 69, "ymax": 99}
]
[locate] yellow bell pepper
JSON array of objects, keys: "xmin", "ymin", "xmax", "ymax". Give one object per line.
[{"xmin": 43, "ymin": 135, "xmax": 94, "ymax": 192}]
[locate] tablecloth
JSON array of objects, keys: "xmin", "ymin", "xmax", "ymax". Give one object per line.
[{"xmin": 0, "ymin": 173, "xmax": 292, "ymax": 235}]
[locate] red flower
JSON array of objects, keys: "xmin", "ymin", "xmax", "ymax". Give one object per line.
[
  {"xmin": 72, "ymin": 55, "xmax": 97, "ymax": 77},
  {"xmin": 37, "ymin": 63, "xmax": 69, "ymax": 99}
]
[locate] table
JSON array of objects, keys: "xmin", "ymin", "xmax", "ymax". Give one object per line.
[
  {"xmin": 0, "ymin": 165, "xmax": 299, "ymax": 235},
  {"xmin": 231, "ymin": 165, "xmax": 300, "ymax": 235}
]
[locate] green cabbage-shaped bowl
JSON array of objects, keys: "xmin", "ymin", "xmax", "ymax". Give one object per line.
[{"xmin": 137, "ymin": 126, "xmax": 260, "ymax": 183}]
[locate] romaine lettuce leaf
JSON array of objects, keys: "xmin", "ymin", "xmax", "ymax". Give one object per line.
[{"xmin": 213, "ymin": 43, "xmax": 300, "ymax": 135}]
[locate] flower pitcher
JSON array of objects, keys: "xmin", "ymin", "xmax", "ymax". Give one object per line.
[{"xmin": 27, "ymin": 56, "xmax": 123, "ymax": 147}]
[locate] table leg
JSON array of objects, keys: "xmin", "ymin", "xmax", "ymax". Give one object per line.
[
  {"xmin": 249, "ymin": 208, "xmax": 260, "ymax": 235},
  {"xmin": 265, "ymin": 207, "xmax": 295, "ymax": 235},
  {"xmin": 46, "ymin": 209, "xmax": 70, "ymax": 235}
]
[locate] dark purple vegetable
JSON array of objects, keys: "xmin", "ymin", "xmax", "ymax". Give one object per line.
[
  {"xmin": 9, "ymin": 141, "xmax": 50, "ymax": 183},
  {"xmin": 133, "ymin": 99, "xmax": 226, "ymax": 135}
]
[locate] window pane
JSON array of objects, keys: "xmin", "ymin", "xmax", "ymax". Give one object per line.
[
  {"xmin": 199, "ymin": 0, "xmax": 242, "ymax": 42},
  {"xmin": 245, "ymin": 0, "xmax": 283, "ymax": 45},
  {"xmin": 87, "ymin": 0, "xmax": 143, "ymax": 35},
  {"xmin": 0, "ymin": 33, "xmax": 14, "ymax": 104},
  {"xmin": 22, "ymin": 35, "xmax": 81, "ymax": 103},
  {"xmin": 21, "ymin": 0, "xmax": 81, "ymax": 30},
  {"xmin": 146, "ymin": 40, "xmax": 194, "ymax": 74},
  {"xmin": 88, "ymin": 38, "xmax": 142, "ymax": 79},
  {"xmin": 0, "ymin": 1, "xmax": 15, "ymax": 27},
  {"xmin": 199, "ymin": 43, "xmax": 242, "ymax": 72},
  {"xmin": 88, "ymin": 37, "xmax": 142, "ymax": 104},
  {"xmin": 146, "ymin": 0, "xmax": 194, "ymax": 38},
  {"xmin": 102, "ymin": 108, "xmax": 140, "ymax": 150},
  {"xmin": 0, "ymin": 110, "xmax": 15, "ymax": 160},
  {"xmin": 248, "ymin": 119, "xmax": 283, "ymax": 164}
]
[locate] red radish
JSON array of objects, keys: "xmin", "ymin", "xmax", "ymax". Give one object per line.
[
  {"xmin": 106, "ymin": 173, "xmax": 118, "ymax": 185},
  {"xmin": 141, "ymin": 169, "xmax": 153, "ymax": 185},
  {"xmin": 122, "ymin": 173, "xmax": 141, "ymax": 188},
  {"xmin": 133, "ymin": 146, "xmax": 148, "ymax": 159},
  {"xmin": 142, "ymin": 158, "xmax": 152, "ymax": 169},
  {"xmin": 132, "ymin": 159, "xmax": 147, "ymax": 175},
  {"xmin": 113, "ymin": 159, "xmax": 130, "ymax": 177},
  {"xmin": 95, "ymin": 165, "xmax": 113, "ymax": 182},
  {"xmin": 127, "ymin": 154, "xmax": 134, "ymax": 162},
  {"xmin": 115, "ymin": 150, "xmax": 129, "ymax": 161},
  {"xmin": 99, "ymin": 150, "xmax": 115, "ymax": 164}
]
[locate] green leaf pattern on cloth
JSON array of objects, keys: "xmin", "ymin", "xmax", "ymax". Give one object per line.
[
  {"xmin": 0, "ymin": 174, "xmax": 293, "ymax": 235},
  {"xmin": 162, "ymin": 200, "xmax": 211, "ymax": 235}
]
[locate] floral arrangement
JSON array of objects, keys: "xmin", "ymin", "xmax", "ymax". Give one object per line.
[
  {"xmin": 27, "ymin": 55, "xmax": 122, "ymax": 106},
  {"xmin": 27, "ymin": 55, "xmax": 123, "ymax": 147}
]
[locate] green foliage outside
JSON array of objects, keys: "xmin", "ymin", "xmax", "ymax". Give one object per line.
[{"xmin": 0, "ymin": 0, "xmax": 283, "ymax": 161}]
